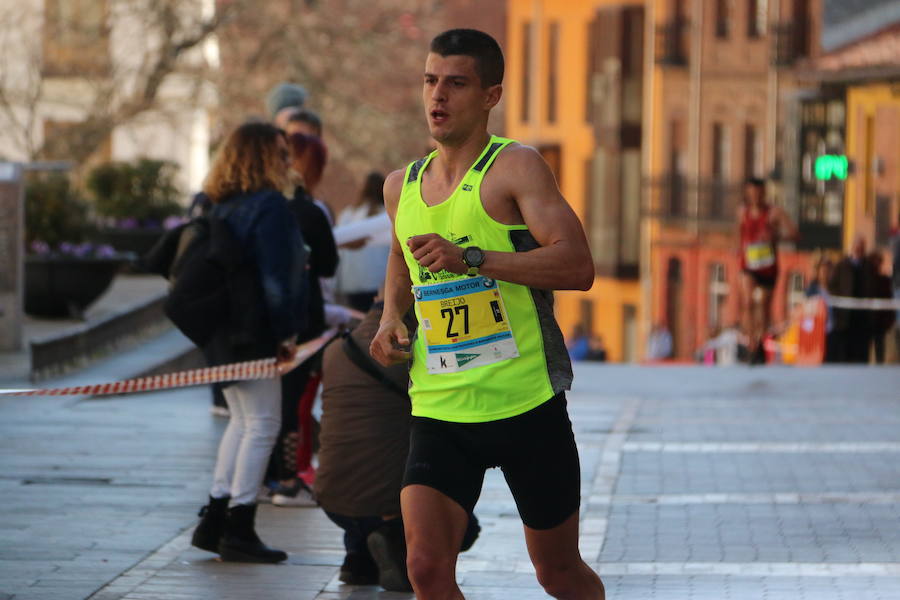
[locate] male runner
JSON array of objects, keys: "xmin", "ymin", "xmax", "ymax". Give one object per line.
[
  {"xmin": 736, "ymin": 178, "xmax": 797, "ymax": 364},
  {"xmin": 370, "ymin": 29, "xmax": 604, "ymax": 600}
]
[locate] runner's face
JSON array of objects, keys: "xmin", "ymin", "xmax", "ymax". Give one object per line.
[
  {"xmin": 423, "ymin": 53, "xmax": 496, "ymax": 144},
  {"xmin": 743, "ymin": 184, "xmax": 764, "ymax": 207}
]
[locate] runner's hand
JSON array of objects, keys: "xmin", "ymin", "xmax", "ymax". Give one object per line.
[
  {"xmin": 408, "ymin": 233, "xmax": 466, "ymax": 275},
  {"xmin": 370, "ymin": 318, "xmax": 411, "ymax": 366}
]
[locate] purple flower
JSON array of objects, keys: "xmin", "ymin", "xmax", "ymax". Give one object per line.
[
  {"xmin": 72, "ymin": 242, "xmax": 94, "ymax": 257},
  {"xmin": 163, "ymin": 215, "xmax": 187, "ymax": 230},
  {"xmin": 29, "ymin": 240, "xmax": 50, "ymax": 255},
  {"xmin": 117, "ymin": 217, "xmax": 139, "ymax": 229},
  {"xmin": 94, "ymin": 244, "xmax": 117, "ymax": 258},
  {"xmin": 58, "ymin": 241, "xmax": 76, "ymax": 254}
]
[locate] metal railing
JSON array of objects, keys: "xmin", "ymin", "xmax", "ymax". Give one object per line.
[{"xmin": 643, "ymin": 175, "xmax": 739, "ymax": 225}]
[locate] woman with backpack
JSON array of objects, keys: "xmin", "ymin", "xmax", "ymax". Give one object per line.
[{"xmin": 189, "ymin": 122, "xmax": 308, "ymax": 563}]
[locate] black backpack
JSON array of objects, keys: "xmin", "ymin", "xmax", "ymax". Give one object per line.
[{"xmin": 142, "ymin": 209, "xmax": 254, "ymax": 348}]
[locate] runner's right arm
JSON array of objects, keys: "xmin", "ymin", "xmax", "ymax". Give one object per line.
[{"xmin": 370, "ymin": 169, "xmax": 415, "ymax": 366}]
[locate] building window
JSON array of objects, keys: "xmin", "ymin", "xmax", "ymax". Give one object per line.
[
  {"xmin": 43, "ymin": 0, "xmax": 109, "ymax": 77},
  {"xmin": 521, "ymin": 21, "xmax": 532, "ymax": 123},
  {"xmin": 708, "ymin": 263, "xmax": 729, "ymax": 330},
  {"xmin": 715, "ymin": 0, "xmax": 730, "ymax": 38},
  {"xmin": 748, "ymin": 0, "xmax": 766, "ymax": 38},
  {"xmin": 547, "ymin": 22, "xmax": 559, "ymax": 124},
  {"xmin": 744, "ymin": 123, "xmax": 760, "ymax": 179},
  {"xmin": 786, "ymin": 271, "xmax": 805, "ymax": 313},
  {"xmin": 711, "ymin": 122, "xmax": 729, "ymax": 218}
]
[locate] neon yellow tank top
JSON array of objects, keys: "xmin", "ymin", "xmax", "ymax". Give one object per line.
[{"xmin": 395, "ymin": 135, "xmax": 572, "ymax": 423}]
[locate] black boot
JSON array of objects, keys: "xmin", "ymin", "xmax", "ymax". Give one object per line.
[
  {"xmin": 338, "ymin": 551, "xmax": 379, "ymax": 585},
  {"xmin": 191, "ymin": 495, "xmax": 230, "ymax": 553},
  {"xmin": 218, "ymin": 503, "xmax": 287, "ymax": 563},
  {"xmin": 366, "ymin": 518, "xmax": 412, "ymax": 592}
]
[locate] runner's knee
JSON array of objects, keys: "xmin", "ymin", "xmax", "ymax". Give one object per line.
[
  {"xmin": 406, "ymin": 548, "xmax": 456, "ymax": 590},
  {"xmin": 535, "ymin": 561, "xmax": 581, "ymax": 597}
]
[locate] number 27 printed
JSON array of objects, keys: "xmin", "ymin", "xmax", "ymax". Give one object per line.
[{"xmin": 440, "ymin": 305, "xmax": 469, "ymax": 338}]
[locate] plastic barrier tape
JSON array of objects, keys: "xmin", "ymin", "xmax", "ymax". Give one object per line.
[
  {"xmin": 0, "ymin": 329, "xmax": 338, "ymax": 398},
  {"xmin": 825, "ymin": 296, "xmax": 900, "ymax": 310}
]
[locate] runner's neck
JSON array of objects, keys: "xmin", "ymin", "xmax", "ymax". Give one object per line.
[{"xmin": 431, "ymin": 131, "xmax": 492, "ymax": 186}]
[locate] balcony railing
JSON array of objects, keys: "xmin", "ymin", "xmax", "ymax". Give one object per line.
[
  {"xmin": 655, "ymin": 19, "xmax": 689, "ymax": 66},
  {"xmin": 771, "ymin": 21, "xmax": 809, "ymax": 67},
  {"xmin": 697, "ymin": 179, "xmax": 739, "ymax": 222},
  {"xmin": 644, "ymin": 174, "xmax": 689, "ymax": 219},
  {"xmin": 643, "ymin": 176, "xmax": 739, "ymax": 225}
]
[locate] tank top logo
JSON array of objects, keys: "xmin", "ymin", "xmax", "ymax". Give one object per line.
[{"xmin": 415, "ymin": 233, "xmax": 473, "ymax": 284}]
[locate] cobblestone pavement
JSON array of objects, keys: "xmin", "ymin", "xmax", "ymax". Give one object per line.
[{"xmin": 1, "ymin": 364, "xmax": 898, "ymax": 599}]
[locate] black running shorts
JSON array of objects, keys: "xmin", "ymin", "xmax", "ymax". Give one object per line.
[{"xmin": 402, "ymin": 393, "xmax": 580, "ymax": 530}]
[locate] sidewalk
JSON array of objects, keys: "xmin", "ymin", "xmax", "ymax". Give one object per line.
[{"xmin": 4, "ymin": 360, "xmax": 900, "ymax": 599}]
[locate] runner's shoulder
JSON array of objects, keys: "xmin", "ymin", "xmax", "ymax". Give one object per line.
[
  {"xmin": 491, "ymin": 142, "xmax": 554, "ymax": 185},
  {"xmin": 383, "ymin": 168, "xmax": 406, "ymax": 212}
]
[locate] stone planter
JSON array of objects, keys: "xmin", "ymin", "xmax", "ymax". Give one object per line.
[{"xmin": 24, "ymin": 255, "xmax": 132, "ymax": 319}]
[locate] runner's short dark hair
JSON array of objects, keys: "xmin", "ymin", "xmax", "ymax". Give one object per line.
[
  {"xmin": 430, "ymin": 29, "xmax": 504, "ymax": 87},
  {"xmin": 744, "ymin": 177, "xmax": 766, "ymax": 190}
]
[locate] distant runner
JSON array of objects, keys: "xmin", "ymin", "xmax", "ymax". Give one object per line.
[{"xmin": 737, "ymin": 177, "xmax": 797, "ymax": 364}]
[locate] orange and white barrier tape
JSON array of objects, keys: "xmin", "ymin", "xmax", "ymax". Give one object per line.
[
  {"xmin": 0, "ymin": 329, "xmax": 338, "ymax": 398},
  {"xmin": 826, "ymin": 295, "xmax": 900, "ymax": 310}
]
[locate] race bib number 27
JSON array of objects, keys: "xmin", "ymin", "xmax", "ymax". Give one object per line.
[{"xmin": 413, "ymin": 276, "xmax": 519, "ymax": 374}]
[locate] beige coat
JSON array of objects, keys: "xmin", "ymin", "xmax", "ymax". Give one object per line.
[{"xmin": 314, "ymin": 307, "xmax": 410, "ymax": 517}]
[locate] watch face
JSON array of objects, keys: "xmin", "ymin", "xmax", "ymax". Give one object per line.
[{"xmin": 464, "ymin": 246, "xmax": 484, "ymax": 267}]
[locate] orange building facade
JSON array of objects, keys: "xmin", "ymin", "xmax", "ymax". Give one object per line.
[
  {"xmin": 506, "ymin": 0, "xmax": 830, "ymax": 361},
  {"xmin": 506, "ymin": 0, "xmax": 647, "ymax": 362}
]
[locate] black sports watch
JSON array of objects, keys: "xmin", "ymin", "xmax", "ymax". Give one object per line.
[{"xmin": 462, "ymin": 246, "xmax": 485, "ymax": 276}]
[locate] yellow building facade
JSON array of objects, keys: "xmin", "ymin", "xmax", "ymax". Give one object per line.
[
  {"xmin": 506, "ymin": 0, "xmax": 647, "ymax": 362},
  {"xmin": 843, "ymin": 83, "xmax": 900, "ymax": 252}
]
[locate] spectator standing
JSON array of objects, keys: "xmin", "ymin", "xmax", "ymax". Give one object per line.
[
  {"xmin": 286, "ymin": 108, "xmax": 324, "ymax": 138},
  {"xmin": 868, "ymin": 252, "xmax": 895, "ymax": 364},
  {"xmin": 268, "ymin": 132, "xmax": 338, "ymax": 507},
  {"xmin": 190, "ymin": 122, "xmax": 307, "ymax": 563},
  {"xmin": 334, "ymin": 172, "xmax": 390, "ymax": 312},
  {"xmin": 829, "ymin": 235, "xmax": 878, "ymax": 363},
  {"xmin": 805, "ymin": 256, "xmax": 836, "ymax": 362},
  {"xmin": 646, "ymin": 322, "xmax": 673, "ymax": 361},
  {"xmin": 267, "ymin": 82, "xmax": 308, "ymax": 130},
  {"xmin": 567, "ymin": 324, "xmax": 590, "ymax": 361},
  {"xmin": 586, "ymin": 334, "xmax": 608, "ymax": 362},
  {"xmin": 891, "ymin": 219, "xmax": 900, "ymax": 358}
]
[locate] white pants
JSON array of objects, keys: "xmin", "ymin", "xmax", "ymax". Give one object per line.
[{"xmin": 210, "ymin": 378, "xmax": 281, "ymax": 506}]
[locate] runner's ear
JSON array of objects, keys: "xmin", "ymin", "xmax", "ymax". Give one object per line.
[{"xmin": 483, "ymin": 84, "xmax": 502, "ymax": 111}]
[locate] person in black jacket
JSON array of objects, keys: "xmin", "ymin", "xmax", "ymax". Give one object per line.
[
  {"xmin": 829, "ymin": 235, "xmax": 878, "ymax": 363},
  {"xmin": 189, "ymin": 122, "xmax": 307, "ymax": 563},
  {"xmin": 269, "ymin": 132, "xmax": 340, "ymax": 506}
]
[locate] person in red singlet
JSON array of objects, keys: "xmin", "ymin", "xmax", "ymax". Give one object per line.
[{"xmin": 737, "ymin": 178, "xmax": 797, "ymax": 364}]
